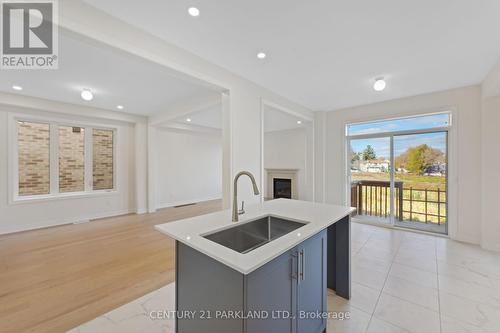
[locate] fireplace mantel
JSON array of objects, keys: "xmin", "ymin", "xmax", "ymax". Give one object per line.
[{"xmin": 265, "ymin": 168, "xmax": 298, "ymax": 200}]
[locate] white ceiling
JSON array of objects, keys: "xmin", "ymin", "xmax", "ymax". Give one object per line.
[
  {"xmin": 165, "ymin": 103, "xmax": 309, "ymax": 133},
  {"xmin": 172, "ymin": 104, "xmax": 222, "ymax": 129},
  {"xmin": 0, "ymin": 31, "xmax": 220, "ymax": 116},
  {"xmin": 83, "ymin": 0, "xmax": 500, "ymax": 111},
  {"xmin": 264, "ymin": 105, "xmax": 310, "ymax": 132}
]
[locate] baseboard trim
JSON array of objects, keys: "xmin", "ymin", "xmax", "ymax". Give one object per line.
[
  {"xmin": 480, "ymin": 240, "xmax": 500, "ymax": 252},
  {"xmin": 0, "ymin": 209, "xmax": 134, "ymax": 236},
  {"xmin": 156, "ymin": 197, "xmax": 222, "ymax": 210}
]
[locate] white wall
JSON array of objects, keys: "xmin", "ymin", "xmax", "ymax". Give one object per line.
[
  {"xmin": 323, "ymin": 86, "xmax": 482, "ymax": 245},
  {"xmin": 264, "ymin": 128, "xmax": 309, "ymax": 200},
  {"xmin": 482, "ymin": 58, "xmax": 500, "ymax": 99},
  {"xmin": 59, "ymin": 1, "xmax": 314, "ymax": 209},
  {"xmin": 314, "ymin": 112, "xmax": 327, "ymax": 203},
  {"xmin": 481, "ymin": 58, "xmax": 500, "ymax": 251},
  {"xmin": 134, "ymin": 122, "xmax": 148, "ymax": 214},
  {"xmin": 155, "ymin": 129, "xmax": 222, "ymax": 208},
  {"xmin": 0, "ymin": 1, "xmax": 314, "ymax": 234},
  {"xmin": 0, "ymin": 102, "xmax": 139, "ymax": 234}
]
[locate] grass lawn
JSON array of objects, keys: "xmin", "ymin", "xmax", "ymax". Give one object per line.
[{"xmin": 352, "ymin": 172, "xmax": 446, "ymax": 190}]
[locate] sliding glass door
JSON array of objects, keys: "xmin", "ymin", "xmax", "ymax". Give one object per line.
[
  {"xmin": 346, "ymin": 113, "xmax": 450, "ymax": 234},
  {"xmin": 393, "ymin": 132, "xmax": 447, "ymax": 234},
  {"xmin": 349, "ymin": 137, "xmax": 392, "ymax": 225}
]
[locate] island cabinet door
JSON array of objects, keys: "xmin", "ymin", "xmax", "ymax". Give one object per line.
[
  {"xmin": 297, "ymin": 230, "xmax": 327, "ymax": 333},
  {"xmin": 245, "ymin": 247, "xmax": 298, "ymax": 333}
]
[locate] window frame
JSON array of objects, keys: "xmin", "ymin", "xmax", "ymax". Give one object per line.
[
  {"xmin": 345, "ymin": 111, "xmax": 452, "ymax": 138},
  {"xmin": 8, "ymin": 113, "xmax": 118, "ymax": 204},
  {"xmin": 341, "ymin": 109, "xmax": 457, "ymax": 237}
]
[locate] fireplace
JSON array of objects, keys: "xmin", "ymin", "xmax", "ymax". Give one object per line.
[
  {"xmin": 265, "ymin": 169, "xmax": 298, "ymax": 200},
  {"xmin": 273, "ymin": 178, "xmax": 292, "ymax": 199}
]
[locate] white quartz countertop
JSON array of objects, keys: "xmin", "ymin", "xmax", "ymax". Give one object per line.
[{"xmin": 155, "ymin": 199, "xmax": 355, "ymax": 275}]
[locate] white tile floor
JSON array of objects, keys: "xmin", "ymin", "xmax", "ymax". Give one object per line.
[{"xmin": 69, "ymin": 222, "xmax": 500, "ymax": 333}]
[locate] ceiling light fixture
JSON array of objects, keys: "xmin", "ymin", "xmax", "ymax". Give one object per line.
[
  {"xmin": 12, "ymin": 85, "xmax": 23, "ymax": 91},
  {"xmin": 257, "ymin": 52, "xmax": 267, "ymax": 60},
  {"xmin": 116, "ymin": 105, "xmax": 124, "ymax": 110},
  {"xmin": 188, "ymin": 7, "xmax": 200, "ymax": 17},
  {"xmin": 186, "ymin": 118, "xmax": 192, "ymax": 122},
  {"xmin": 373, "ymin": 77, "xmax": 386, "ymax": 92},
  {"xmin": 80, "ymin": 89, "xmax": 94, "ymax": 101},
  {"xmin": 297, "ymin": 120, "xmax": 302, "ymax": 125}
]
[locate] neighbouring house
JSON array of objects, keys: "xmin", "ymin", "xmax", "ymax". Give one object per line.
[
  {"xmin": 359, "ymin": 159, "xmax": 390, "ymax": 173},
  {"xmin": 424, "ymin": 163, "xmax": 446, "ymax": 176}
]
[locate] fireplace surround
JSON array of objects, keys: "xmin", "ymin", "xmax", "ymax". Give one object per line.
[{"xmin": 265, "ymin": 169, "xmax": 298, "ymax": 200}]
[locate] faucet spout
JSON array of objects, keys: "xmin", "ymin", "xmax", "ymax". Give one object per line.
[{"xmin": 232, "ymin": 171, "xmax": 260, "ymax": 222}]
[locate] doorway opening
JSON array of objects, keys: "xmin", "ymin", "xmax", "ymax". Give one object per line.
[
  {"xmin": 347, "ymin": 113, "xmax": 450, "ymax": 234},
  {"xmin": 153, "ymin": 96, "xmax": 224, "ymax": 210},
  {"xmin": 262, "ymin": 103, "xmax": 314, "ymax": 201}
]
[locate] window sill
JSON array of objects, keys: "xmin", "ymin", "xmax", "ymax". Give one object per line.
[{"xmin": 9, "ymin": 190, "xmax": 119, "ymax": 205}]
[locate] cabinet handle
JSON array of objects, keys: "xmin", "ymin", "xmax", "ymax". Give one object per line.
[
  {"xmin": 291, "ymin": 252, "xmax": 298, "ymax": 280},
  {"xmin": 297, "ymin": 251, "xmax": 301, "ymax": 282},
  {"xmin": 300, "ymin": 249, "xmax": 305, "ymax": 282}
]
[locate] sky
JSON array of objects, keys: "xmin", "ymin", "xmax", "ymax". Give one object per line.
[
  {"xmin": 348, "ymin": 114, "xmax": 449, "ymax": 159},
  {"xmin": 351, "ymin": 132, "xmax": 447, "ymax": 160},
  {"xmin": 347, "ymin": 113, "xmax": 450, "ymax": 136}
]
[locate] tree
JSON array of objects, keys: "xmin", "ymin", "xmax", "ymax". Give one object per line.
[
  {"xmin": 362, "ymin": 145, "xmax": 376, "ymax": 160},
  {"xmin": 406, "ymin": 146, "xmax": 426, "ymax": 174},
  {"xmin": 351, "ymin": 151, "xmax": 360, "ymax": 163},
  {"xmin": 395, "ymin": 151, "xmax": 409, "ymax": 170},
  {"xmin": 404, "ymin": 144, "xmax": 444, "ymax": 175}
]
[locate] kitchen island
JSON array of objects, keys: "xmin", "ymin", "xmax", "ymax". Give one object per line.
[{"xmin": 155, "ymin": 199, "xmax": 354, "ymax": 333}]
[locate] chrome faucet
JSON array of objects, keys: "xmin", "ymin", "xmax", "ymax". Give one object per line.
[{"xmin": 232, "ymin": 171, "xmax": 260, "ymax": 222}]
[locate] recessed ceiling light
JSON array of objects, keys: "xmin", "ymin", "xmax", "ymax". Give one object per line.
[
  {"xmin": 12, "ymin": 85, "xmax": 23, "ymax": 91},
  {"xmin": 297, "ymin": 120, "xmax": 302, "ymax": 125},
  {"xmin": 186, "ymin": 118, "xmax": 192, "ymax": 122},
  {"xmin": 188, "ymin": 7, "xmax": 200, "ymax": 17},
  {"xmin": 257, "ymin": 52, "xmax": 267, "ymax": 60},
  {"xmin": 373, "ymin": 78, "xmax": 386, "ymax": 92},
  {"xmin": 116, "ymin": 105, "xmax": 124, "ymax": 110},
  {"xmin": 80, "ymin": 89, "xmax": 94, "ymax": 101}
]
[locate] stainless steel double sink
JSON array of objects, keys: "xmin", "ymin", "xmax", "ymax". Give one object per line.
[{"xmin": 203, "ymin": 216, "xmax": 306, "ymax": 254}]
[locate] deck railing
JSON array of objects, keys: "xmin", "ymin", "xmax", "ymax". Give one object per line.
[{"xmin": 351, "ymin": 180, "xmax": 446, "ymax": 224}]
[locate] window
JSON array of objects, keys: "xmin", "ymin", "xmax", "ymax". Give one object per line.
[
  {"xmin": 59, "ymin": 126, "xmax": 85, "ymax": 193},
  {"xmin": 12, "ymin": 115, "xmax": 116, "ymax": 200},
  {"xmin": 92, "ymin": 129, "xmax": 114, "ymax": 190},
  {"xmin": 346, "ymin": 112, "xmax": 451, "ymax": 235},
  {"xmin": 347, "ymin": 113, "xmax": 451, "ymax": 136},
  {"xmin": 18, "ymin": 121, "xmax": 50, "ymax": 196}
]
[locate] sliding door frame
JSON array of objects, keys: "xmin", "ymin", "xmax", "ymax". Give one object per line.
[{"xmin": 346, "ymin": 126, "xmax": 450, "ymax": 233}]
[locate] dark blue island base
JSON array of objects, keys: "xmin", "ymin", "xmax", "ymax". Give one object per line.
[
  {"xmin": 327, "ymin": 215, "xmax": 351, "ymax": 299},
  {"xmin": 174, "ymin": 215, "xmax": 351, "ymax": 333}
]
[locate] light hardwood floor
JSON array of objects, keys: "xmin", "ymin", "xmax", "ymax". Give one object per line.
[{"xmin": 0, "ymin": 200, "xmax": 222, "ymax": 333}]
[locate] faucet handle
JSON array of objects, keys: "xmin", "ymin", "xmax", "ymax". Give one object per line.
[{"xmin": 238, "ymin": 201, "xmax": 245, "ymax": 215}]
